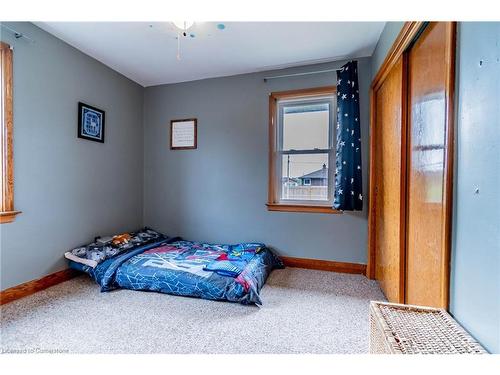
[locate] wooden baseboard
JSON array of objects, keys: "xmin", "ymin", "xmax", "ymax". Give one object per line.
[
  {"xmin": 0, "ymin": 269, "xmax": 80, "ymax": 305},
  {"xmin": 0, "ymin": 258, "xmax": 366, "ymax": 305},
  {"xmin": 281, "ymin": 256, "xmax": 367, "ymax": 275}
]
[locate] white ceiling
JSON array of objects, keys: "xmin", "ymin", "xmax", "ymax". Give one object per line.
[{"xmin": 35, "ymin": 22, "xmax": 385, "ymax": 87}]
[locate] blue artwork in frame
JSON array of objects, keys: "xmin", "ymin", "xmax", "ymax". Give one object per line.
[{"xmin": 78, "ymin": 102, "xmax": 105, "ymax": 143}]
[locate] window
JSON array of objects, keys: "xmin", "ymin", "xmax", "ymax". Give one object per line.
[
  {"xmin": 267, "ymin": 86, "xmax": 340, "ymax": 214},
  {"xmin": 0, "ymin": 42, "xmax": 20, "ymax": 223}
]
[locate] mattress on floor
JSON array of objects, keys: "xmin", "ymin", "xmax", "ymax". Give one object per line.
[{"xmin": 69, "ymin": 240, "xmax": 283, "ymax": 305}]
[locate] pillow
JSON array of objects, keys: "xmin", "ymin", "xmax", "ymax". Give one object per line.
[{"xmin": 65, "ymin": 228, "xmax": 164, "ymax": 268}]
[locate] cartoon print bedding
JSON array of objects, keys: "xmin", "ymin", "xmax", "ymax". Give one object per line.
[
  {"xmin": 65, "ymin": 228, "xmax": 165, "ymax": 268},
  {"xmin": 68, "ymin": 232, "xmax": 283, "ymax": 305}
]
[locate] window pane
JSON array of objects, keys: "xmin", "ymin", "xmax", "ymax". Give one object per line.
[
  {"xmin": 282, "ymin": 102, "xmax": 329, "ymax": 151},
  {"xmin": 281, "ymin": 154, "xmax": 329, "ymax": 201}
]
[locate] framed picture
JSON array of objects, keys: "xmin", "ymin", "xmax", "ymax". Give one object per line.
[
  {"xmin": 170, "ymin": 118, "xmax": 197, "ymax": 150},
  {"xmin": 78, "ymin": 102, "xmax": 105, "ymax": 143}
]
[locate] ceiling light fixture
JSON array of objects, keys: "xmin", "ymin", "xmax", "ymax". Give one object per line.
[
  {"xmin": 172, "ymin": 21, "xmax": 195, "ymax": 61},
  {"xmin": 172, "ymin": 21, "xmax": 194, "ymax": 35}
]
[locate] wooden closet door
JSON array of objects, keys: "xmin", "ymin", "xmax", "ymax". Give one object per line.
[
  {"xmin": 406, "ymin": 22, "xmax": 455, "ymax": 308},
  {"xmin": 373, "ymin": 56, "xmax": 406, "ymax": 303}
]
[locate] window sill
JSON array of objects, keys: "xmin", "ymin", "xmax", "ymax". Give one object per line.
[
  {"xmin": 0, "ymin": 210, "xmax": 22, "ymax": 224},
  {"xmin": 266, "ymin": 203, "xmax": 342, "ymax": 214}
]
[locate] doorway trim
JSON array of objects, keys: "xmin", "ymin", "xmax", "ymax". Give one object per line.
[
  {"xmin": 367, "ymin": 22, "xmax": 425, "ymax": 280},
  {"xmin": 367, "ymin": 21, "xmax": 456, "ymax": 309}
]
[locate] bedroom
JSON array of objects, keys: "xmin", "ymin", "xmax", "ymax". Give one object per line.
[{"xmin": 1, "ymin": 0, "xmax": 499, "ymax": 372}]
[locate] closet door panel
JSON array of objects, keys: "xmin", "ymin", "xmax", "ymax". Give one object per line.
[
  {"xmin": 374, "ymin": 57, "xmax": 405, "ymax": 303},
  {"xmin": 406, "ymin": 22, "xmax": 454, "ymax": 308}
]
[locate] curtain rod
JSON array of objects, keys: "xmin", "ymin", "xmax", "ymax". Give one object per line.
[
  {"xmin": 1, "ymin": 24, "xmax": 35, "ymax": 44},
  {"xmin": 263, "ymin": 68, "xmax": 341, "ymax": 82}
]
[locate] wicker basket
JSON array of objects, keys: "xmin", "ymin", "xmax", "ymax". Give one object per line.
[{"xmin": 369, "ymin": 301, "xmax": 487, "ymax": 354}]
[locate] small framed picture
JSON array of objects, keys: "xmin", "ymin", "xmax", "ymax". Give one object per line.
[
  {"xmin": 170, "ymin": 118, "xmax": 197, "ymax": 150},
  {"xmin": 78, "ymin": 102, "xmax": 105, "ymax": 143}
]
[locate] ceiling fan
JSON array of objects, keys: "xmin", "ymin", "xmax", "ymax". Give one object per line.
[
  {"xmin": 170, "ymin": 21, "xmax": 226, "ymax": 60},
  {"xmin": 172, "ymin": 21, "xmax": 195, "ymax": 37}
]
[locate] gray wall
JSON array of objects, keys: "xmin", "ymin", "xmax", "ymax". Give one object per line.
[
  {"xmin": 371, "ymin": 22, "xmax": 404, "ymax": 79},
  {"xmin": 2, "ymin": 20, "xmax": 497, "ymax": 353},
  {"xmin": 450, "ymin": 22, "xmax": 500, "ymax": 354},
  {"xmin": 143, "ymin": 58, "xmax": 372, "ymax": 264},
  {"xmin": 0, "ymin": 22, "xmax": 144, "ymax": 289},
  {"xmin": 372, "ymin": 21, "xmax": 500, "ymax": 353}
]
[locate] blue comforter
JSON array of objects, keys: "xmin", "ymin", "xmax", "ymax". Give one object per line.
[{"xmin": 69, "ymin": 238, "xmax": 283, "ymax": 305}]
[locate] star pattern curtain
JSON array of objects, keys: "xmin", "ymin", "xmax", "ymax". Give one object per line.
[{"xmin": 333, "ymin": 60, "xmax": 363, "ymax": 211}]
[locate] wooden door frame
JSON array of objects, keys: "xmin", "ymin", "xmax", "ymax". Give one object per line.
[
  {"xmin": 367, "ymin": 21, "xmax": 456, "ymax": 308},
  {"xmin": 441, "ymin": 22, "xmax": 457, "ymax": 308}
]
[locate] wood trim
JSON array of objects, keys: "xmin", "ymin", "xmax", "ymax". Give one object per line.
[
  {"xmin": 1, "ymin": 41, "xmax": 20, "ymax": 223},
  {"xmin": 367, "ymin": 85, "xmax": 377, "ymax": 279},
  {"xmin": 268, "ymin": 94, "xmax": 277, "ymax": 203},
  {"xmin": 281, "ymin": 256, "xmax": 366, "ymax": 275},
  {"xmin": 0, "ymin": 269, "xmax": 80, "ymax": 305},
  {"xmin": 170, "ymin": 118, "xmax": 197, "ymax": 150},
  {"xmin": 266, "ymin": 203, "xmax": 342, "ymax": 214},
  {"xmin": 440, "ymin": 22, "xmax": 457, "ymax": 309},
  {"xmin": 367, "ymin": 22, "xmax": 425, "ymax": 279},
  {"xmin": 0, "ymin": 210, "xmax": 22, "ymax": 223},
  {"xmin": 371, "ymin": 22, "xmax": 425, "ymax": 91},
  {"xmin": 268, "ymin": 86, "xmax": 336, "ymax": 209},
  {"xmin": 269, "ymin": 85, "xmax": 336, "ymax": 101},
  {"xmin": 398, "ymin": 51, "xmax": 409, "ymax": 302}
]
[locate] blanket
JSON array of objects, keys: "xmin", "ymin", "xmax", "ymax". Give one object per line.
[{"xmin": 69, "ymin": 240, "xmax": 283, "ymax": 305}]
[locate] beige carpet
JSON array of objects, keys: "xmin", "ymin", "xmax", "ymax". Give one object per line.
[{"xmin": 0, "ymin": 268, "xmax": 385, "ymax": 354}]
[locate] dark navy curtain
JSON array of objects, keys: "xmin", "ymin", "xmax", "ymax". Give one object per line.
[{"xmin": 333, "ymin": 60, "xmax": 363, "ymax": 211}]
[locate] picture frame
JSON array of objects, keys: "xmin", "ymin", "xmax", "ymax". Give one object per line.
[
  {"xmin": 78, "ymin": 102, "xmax": 105, "ymax": 143},
  {"xmin": 170, "ymin": 118, "xmax": 197, "ymax": 150}
]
